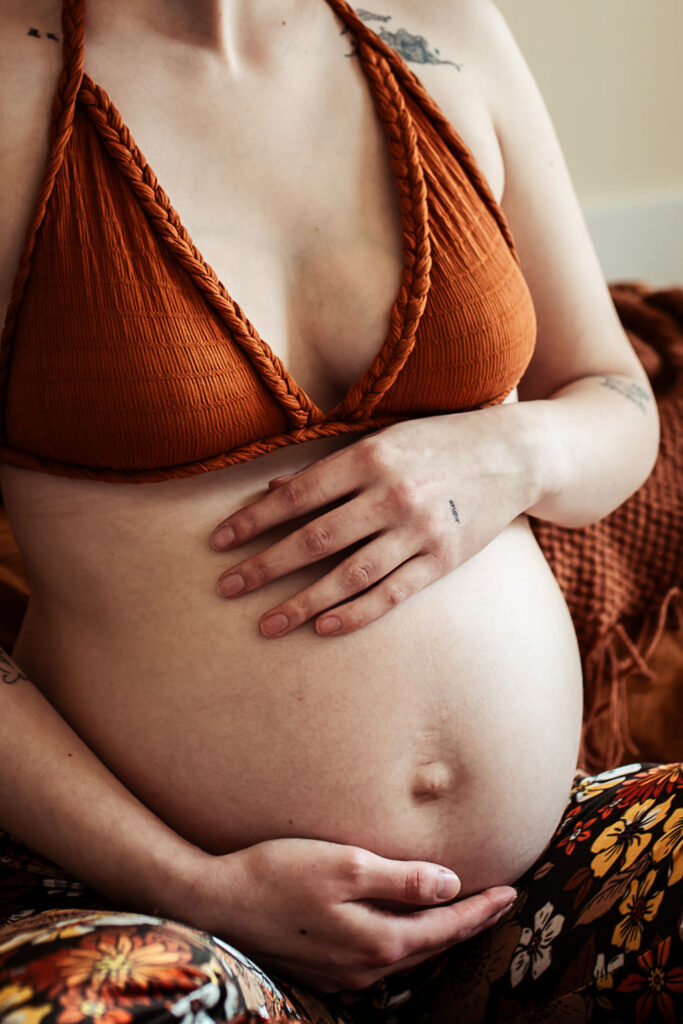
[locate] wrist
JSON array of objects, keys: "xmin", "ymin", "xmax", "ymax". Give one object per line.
[
  {"xmin": 159, "ymin": 844, "xmax": 250, "ymax": 936},
  {"xmin": 127, "ymin": 832, "xmax": 212, "ymax": 923},
  {"xmin": 508, "ymin": 399, "xmax": 566, "ymax": 517}
]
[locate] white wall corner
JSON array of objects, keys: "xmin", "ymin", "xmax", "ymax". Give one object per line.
[{"xmin": 581, "ymin": 193, "xmax": 683, "ymax": 288}]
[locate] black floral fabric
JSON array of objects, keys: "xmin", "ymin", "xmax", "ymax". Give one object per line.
[{"xmin": 1, "ymin": 763, "xmax": 682, "ymax": 1023}]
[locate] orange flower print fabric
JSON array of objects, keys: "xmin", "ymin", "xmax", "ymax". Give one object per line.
[
  {"xmin": 1, "ymin": 763, "xmax": 683, "ymax": 1024},
  {"xmin": 410, "ymin": 763, "xmax": 683, "ymax": 1022},
  {"xmin": 0, "ymin": 906, "xmax": 324, "ymax": 1024}
]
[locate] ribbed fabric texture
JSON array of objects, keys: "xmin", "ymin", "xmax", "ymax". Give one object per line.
[{"xmin": 0, "ymin": 0, "xmax": 537, "ymax": 483}]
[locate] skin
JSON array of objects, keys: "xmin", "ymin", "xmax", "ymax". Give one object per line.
[{"xmin": 0, "ymin": 0, "xmax": 659, "ymax": 992}]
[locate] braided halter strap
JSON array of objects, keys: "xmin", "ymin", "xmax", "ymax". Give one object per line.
[{"xmin": 0, "ymin": 0, "xmax": 515, "ymax": 451}]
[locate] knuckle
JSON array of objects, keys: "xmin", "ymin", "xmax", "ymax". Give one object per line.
[
  {"xmin": 288, "ymin": 591, "xmax": 313, "ymax": 623},
  {"xmin": 341, "ymin": 562, "xmax": 373, "ymax": 593},
  {"xmin": 384, "ymin": 583, "xmax": 406, "ymax": 607},
  {"xmin": 389, "ymin": 480, "xmax": 421, "ymax": 513},
  {"xmin": 247, "ymin": 558, "xmax": 271, "ymax": 586},
  {"xmin": 362, "ymin": 934, "xmax": 404, "ymax": 968},
  {"xmin": 280, "ymin": 478, "xmax": 308, "ymax": 510},
  {"xmin": 301, "ymin": 525, "xmax": 333, "ymax": 557},
  {"xmin": 345, "ymin": 605, "xmax": 370, "ymax": 632},
  {"xmin": 404, "ymin": 865, "xmax": 431, "ymax": 904},
  {"xmin": 229, "ymin": 513, "xmax": 251, "ymax": 543},
  {"xmin": 361, "ymin": 439, "xmax": 393, "ymax": 473},
  {"xmin": 342, "ymin": 848, "xmax": 371, "ymax": 887}
]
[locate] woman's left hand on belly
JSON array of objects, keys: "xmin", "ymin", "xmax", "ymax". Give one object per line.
[{"xmin": 210, "ymin": 407, "xmax": 536, "ymax": 637}]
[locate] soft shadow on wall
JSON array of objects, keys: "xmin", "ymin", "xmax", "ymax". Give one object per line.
[{"xmin": 498, "ymin": 0, "xmax": 683, "ymax": 287}]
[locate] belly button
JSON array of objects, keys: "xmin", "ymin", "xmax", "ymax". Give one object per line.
[{"xmin": 411, "ymin": 762, "xmax": 453, "ymax": 802}]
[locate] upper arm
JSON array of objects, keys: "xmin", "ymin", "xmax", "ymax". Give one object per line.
[{"xmin": 453, "ymin": 0, "xmax": 649, "ymax": 400}]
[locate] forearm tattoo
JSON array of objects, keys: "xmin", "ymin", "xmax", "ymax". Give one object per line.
[
  {"xmin": 599, "ymin": 376, "xmax": 652, "ymax": 415},
  {"xmin": 449, "ymin": 499, "xmax": 461, "ymax": 524},
  {"xmin": 344, "ymin": 9, "xmax": 462, "ymax": 69},
  {"xmin": 0, "ymin": 648, "xmax": 26, "ymax": 685}
]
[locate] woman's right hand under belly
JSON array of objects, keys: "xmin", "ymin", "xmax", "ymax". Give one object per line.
[{"xmin": 181, "ymin": 836, "xmax": 518, "ymax": 992}]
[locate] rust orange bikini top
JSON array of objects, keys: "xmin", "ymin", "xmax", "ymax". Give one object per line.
[{"xmin": 0, "ymin": 0, "xmax": 536, "ymax": 484}]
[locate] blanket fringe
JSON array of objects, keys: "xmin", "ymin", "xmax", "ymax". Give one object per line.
[{"xmin": 580, "ymin": 587, "xmax": 682, "ymax": 772}]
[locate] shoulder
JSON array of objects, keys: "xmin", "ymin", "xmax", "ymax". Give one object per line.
[
  {"xmin": 0, "ymin": 0, "xmax": 63, "ymax": 326},
  {"xmin": 358, "ymin": 0, "xmax": 533, "ymax": 126},
  {"xmin": 365, "ymin": 2, "xmax": 646, "ymax": 393},
  {"xmin": 348, "ymin": 1, "xmax": 514, "ymax": 204},
  {"xmin": 357, "ymin": 0, "xmax": 514, "ymax": 67}
]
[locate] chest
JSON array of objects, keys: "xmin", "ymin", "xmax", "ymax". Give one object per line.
[{"xmin": 83, "ymin": 20, "xmax": 504, "ymax": 412}]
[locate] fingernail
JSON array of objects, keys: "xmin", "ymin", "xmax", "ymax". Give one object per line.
[
  {"xmin": 491, "ymin": 894, "xmax": 517, "ymax": 918},
  {"xmin": 212, "ymin": 525, "xmax": 236, "ymax": 550},
  {"xmin": 218, "ymin": 573, "xmax": 245, "ymax": 597},
  {"xmin": 260, "ymin": 613, "xmax": 290, "ymax": 637},
  {"xmin": 436, "ymin": 870, "xmax": 459, "ymax": 900},
  {"xmin": 316, "ymin": 616, "xmax": 343, "ymax": 636}
]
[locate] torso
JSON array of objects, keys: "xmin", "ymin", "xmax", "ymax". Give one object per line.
[{"xmin": 0, "ymin": 0, "xmax": 582, "ymax": 895}]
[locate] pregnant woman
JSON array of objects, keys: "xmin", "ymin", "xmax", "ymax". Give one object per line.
[{"xmin": 0, "ymin": 0, "xmax": 681, "ymax": 1021}]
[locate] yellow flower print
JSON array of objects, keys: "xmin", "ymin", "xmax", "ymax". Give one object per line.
[
  {"xmin": 0, "ymin": 984, "xmax": 51, "ymax": 1024},
  {"xmin": 590, "ymin": 797, "xmax": 672, "ymax": 878},
  {"xmin": 612, "ymin": 870, "xmax": 664, "ymax": 953},
  {"xmin": 652, "ymin": 808, "xmax": 683, "ymax": 886}
]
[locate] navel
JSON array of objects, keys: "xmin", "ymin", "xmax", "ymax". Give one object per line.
[{"xmin": 411, "ymin": 761, "xmax": 453, "ymax": 802}]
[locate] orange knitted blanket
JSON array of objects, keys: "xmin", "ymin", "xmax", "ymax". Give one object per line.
[{"xmin": 532, "ymin": 282, "xmax": 683, "ymax": 772}]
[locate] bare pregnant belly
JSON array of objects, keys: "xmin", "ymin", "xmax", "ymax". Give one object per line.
[{"xmin": 4, "ymin": 437, "xmax": 583, "ymax": 895}]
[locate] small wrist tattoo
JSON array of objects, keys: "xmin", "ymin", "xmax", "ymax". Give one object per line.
[
  {"xmin": 599, "ymin": 376, "xmax": 651, "ymax": 414},
  {"xmin": 449, "ymin": 499, "xmax": 460, "ymax": 524},
  {"xmin": 0, "ymin": 649, "xmax": 26, "ymax": 685}
]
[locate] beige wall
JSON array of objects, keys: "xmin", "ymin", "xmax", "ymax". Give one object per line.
[
  {"xmin": 497, "ymin": 0, "xmax": 683, "ymax": 282},
  {"xmin": 498, "ymin": 0, "xmax": 683, "ymax": 204}
]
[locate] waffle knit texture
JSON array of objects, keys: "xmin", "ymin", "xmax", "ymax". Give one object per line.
[
  {"xmin": 532, "ymin": 283, "xmax": 683, "ymax": 772},
  {"xmin": 0, "ymin": 0, "xmax": 535, "ymax": 482}
]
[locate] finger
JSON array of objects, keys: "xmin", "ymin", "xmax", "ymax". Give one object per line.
[
  {"xmin": 268, "ymin": 447, "xmax": 351, "ymax": 489},
  {"xmin": 361, "ymin": 899, "xmax": 517, "ymax": 979},
  {"xmin": 314, "ymin": 552, "xmax": 443, "ymax": 637},
  {"xmin": 257, "ymin": 530, "xmax": 418, "ymax": 636},
  {"xmin": 260, "ymin": 897, "xmax": 517, "ymax": 994},
  {"xmin": 211, "ymin": 452, "xmax": 360, "ymax": 551},
  {"xmin": 216, "ymin": 495, "xmax": 383, "ymax": 601},
  {"xmin": 341, "ymin": 852, "xmax": 461, "ymax": 905},
  {"xmin": 377, "ymin": 887, "xmax": 519, "ymax": 957}
]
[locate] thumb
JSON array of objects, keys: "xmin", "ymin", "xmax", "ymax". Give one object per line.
[{"xmin": 347, "ymin": 854, "xmax": 461, "ymax": 906}]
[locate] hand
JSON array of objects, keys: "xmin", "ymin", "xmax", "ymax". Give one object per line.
[
  {"xmin": 191, "ymin": 837, "xmax": 518, "ymax": 992},
  {"xmin": 211, "ymin": 406, "xmax": 536, "ymax": 637}
]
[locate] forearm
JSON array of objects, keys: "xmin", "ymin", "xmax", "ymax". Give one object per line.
[
  {"xmin": 516, "ymin": 371, "xmax": 660, "ymax": 528},
  {"xmin": 0, "ymin": 647, "xmax": 208, "ymax": 919}
]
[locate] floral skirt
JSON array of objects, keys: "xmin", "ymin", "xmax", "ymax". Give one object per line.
[{"xmin": 1, "ymin": 763, "xmax": 683, "ymax": 1024}]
